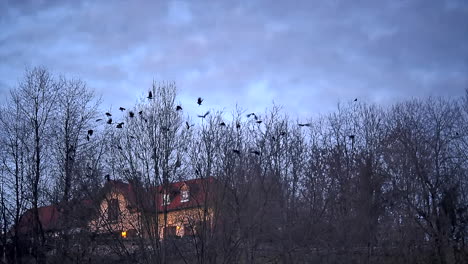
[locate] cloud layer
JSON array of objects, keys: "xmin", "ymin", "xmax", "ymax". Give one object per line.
[{"xmin": 1, "ymin": 0, "xmax": 467, "ymax": 118}]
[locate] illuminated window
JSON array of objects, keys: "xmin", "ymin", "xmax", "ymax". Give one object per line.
[
  {"xmin": 121, "ymin": 231, "xmax": 127, "ymax": 238},
  {"xmin": 108, "ymin": 199, "xmax": 119, "ymax": 222},
  {"xmin": 181, "ymin": 190, "xmax": 189, "ymax": 202},
  {"xmin": 162, "ymin": 194, "xmax": 171, "ymax": 206}
]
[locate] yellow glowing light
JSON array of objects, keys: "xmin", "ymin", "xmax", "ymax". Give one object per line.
[
  {"xmin": 176, "ymin": 226, "xmax": 180, "ymax": 230},
  {"xmin": 121, "ymin": 231, "xmax": 127, "ymax": 238}
]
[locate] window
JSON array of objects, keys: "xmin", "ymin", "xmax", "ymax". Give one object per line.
[
  {"xmin": 108, "ymin": 199, "xmax": 119, "ymax": 222},
  {"xmin": 181, "ymin": 190, "xmax": 189, "ymax": 202},
  {"xmin": 162, "ymin": 194, "xmax": 171, "ymax": 206}
]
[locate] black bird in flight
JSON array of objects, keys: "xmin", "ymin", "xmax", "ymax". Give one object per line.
[
  {"xmin": 354, "ymin": 98, "xmax": 358, "ymax": 102},
  {"xmin": 256, "ymin": 120, "xmax": 262, "ymax": 124},
  {"xmin": 298, "ymin": 123, "xmax": 311, "ymax": 127},
  {"xmin": 96, "ymin": 118, "xmax": 102, "ymax": 122},
  {"xmin": 198, "ymin": 111, "xmax": 210, "ymax": 118},
  {"xmin": 88, "ymin": 130, "xmax": 93, "ymax": 136},
  {"xmin": 232, "ymin": 149, "xmax": 240, "ymax": 155},
  {"xmin": 105, "ymin": 112, "xmax": 112, "ymax": 117},
  {"xmin": 250, "ymin": 150, "xmax": 261, "ymax": 156},
  {"xmin": 107, "ymin": 118, "xmax": 112, "ymax": 124},
  {"xmin": 176, "ymin": 105, "xmax": 183, "ymax": 111},
  {"xmin": 185, "ymin": 121, "xmax": 194, "ymax": 130},
  {"xmin": 147, "ymin": 91, "xmax": 153, "ymax": 99},
  {"xmin": 197, "ymin": 97, "xmax": 203, "ymax": 106},
  {"xmin": 129, "ymin": 111, "xmax": 135, "ymax": 118},
  {"xmin": 119, "ymin": 107, "xmax": 126, "ymax": 111},
  {"xmin": 116, "ymin": 122, "xmax": 124, "ymax": 128},
  {"xmin": 247, "ymin": 113, "xmax": 257, "ymax": 120},
  {"xmin": 219, "ymin": 122, "xmax": 226, "ymax": 126}
]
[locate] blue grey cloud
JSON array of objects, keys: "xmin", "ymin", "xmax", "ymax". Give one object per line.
[{"xmin": 0, "ymin": 0, "xmax": 467, "ymax": 118}]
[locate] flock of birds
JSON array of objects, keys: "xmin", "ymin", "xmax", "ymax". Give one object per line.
[{"xmin": 86, "ymin": 91, "xmax": 358, "ymax": 157}]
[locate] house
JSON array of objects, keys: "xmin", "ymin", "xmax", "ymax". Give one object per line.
[
  {"xmin": 15, "ymin": 177, "xmax": 216, "ymax": 242},
  {"xmin": 89, "ymin": 177, "xmax": 217, "ymax": 240}
]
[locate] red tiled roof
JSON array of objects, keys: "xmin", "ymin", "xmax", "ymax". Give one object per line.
[
  {"xmin": 156, "ymin": 177, "xmax": 216, "ymax": 212},
  {"xmin": 17, "ymin": 200, "xmax": 95, "ymax": 234},
  {"xmin": 18, "ymin": 205, "xmax": 60, "ymax": 234},
  {"xmin": 106, "ymin": 177, "xmax": 216, "ymax": 212}
]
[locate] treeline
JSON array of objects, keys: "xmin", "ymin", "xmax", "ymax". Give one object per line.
[{"xmin": 0, "ymin": 67, "xmax": 467, "ymax": 263}]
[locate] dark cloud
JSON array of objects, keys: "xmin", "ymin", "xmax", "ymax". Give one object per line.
[{"xmin": 0, "ymin": 0, "xmax": 467, "ymax": 117}]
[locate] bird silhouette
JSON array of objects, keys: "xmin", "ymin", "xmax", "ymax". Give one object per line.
[
  {"xmin": 105, "ymin": 174, "xmax": 110, "ymax": 181},
  {"xmin": 348, "ymin": 135, "xmax": 355, "ymax": 140},
  {"xmin": 129, "ymin": 111, "xmax": 135, "ymax": 118},
  {"xmin": 119, "ymin": 107, "xmax": 126, "ymax": 111},
  {"xmin": 96, "ymin": 119, "xmax": 102, "ymax": 122},
  {"xmin": 197, "ymin": 97, "xmax": 203, "ymax": 106},
  {"xmin": 116, "ymin": 122, "xmax": 124, "ymax": 128},
  {"xmin": 298, "ymin": 123, "xmax": 311, "ymax": 127},
  {"xmin": 354, "ymin": 98, "xmax": 358, "ymax": 102},
  {"xmin": 88, "ymin": 130, "xmax": 93, "ymax": 136},
  {"xmin": 147, "ymin": 91, "xmax": 153, "ymax": 99},
  {"xmin": 247, "ymin": 113, "xmax": 257, "ymax": 120},
  {"xmin": 176, "ymin": 105, "xmax": 183, "ymax": 111},
  {"xmin": 219, "ymin": 122, "xmax": 226, "ymax": 126},
  {"xmin": 198, "ymin": 111, "xmax": 210, "ymax": 118},
  {"xmin": 107, "ymin": 118, "xmax": 112, "ymax": 124},
  {"xmin": 138, "ymin": 110, "xmax": 143, "ymax": 115},
  {"xmin": 236, "ymin": 122, "xmax": 241, "ymax": 129},
  {"xmin": 250, "ymin": 150, "xmax": 261, "ymax": 156},
  {"xmin": 232, "ymin": 149, "xmax": 240, "ymax": 155},
  {"xmin": 105, "ymin": 112, "xmax": 112, "ymax": 117},
  {"xmin": 256, "ymin": 120, "xmax": 262, "ymax": 124},
  {"xmin": 185, "ymin": 122, "xmax": 194, "ymax": 130}
]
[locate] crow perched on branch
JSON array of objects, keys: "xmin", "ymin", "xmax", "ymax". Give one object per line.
[
  {"xmin": 232, "ymin": 149, "xmax": 240, "ymax": 155},
  {"xmin": 354, "ymin": 98, "xmax": 358, "ymax": 102},
  {"xmin": 138, "ymin": 110, "xmax": 143, "ymax": 115},
  {"xmin": 107, "ymin": 118, "xmax": 112, "ymax": 124},
  {"xmin": 88, "ymin": 130, "xmax": 93, "ymax": 136},
  {"xmin": 105, "ymin": 112, "xmax": 112, "ymax": 117},
  {"xmin": 256, "ymin": 120, "xmax": 262, "ymax": 124},
  {"xmin": 129, "ymin": 111, "xmax": 135, "ymax": 118},
  {"xmin": 348, "ymin": 135, "xmax": 355, "ymax": 140},
  {"xmin": 236, "ymin": 122, "xmax": 241, "ymax": 129},
  {"xmin": 116, "ymin": 122, "xmax": 124, "ymax": 128},
  {"xmin": 219, "ymin": 122, "xmax": 226, "ymax": 126},
  {"xmin": 119, "ymin": 107, "xmax": 126, "ymax": 111},
  {"xmin": 176, "ymin": 105, "xmax": 183, "ymax": 111},
  {"xmin": 197, "ymin": 97, "xmax": 203, "ymax": 106},
  {"xmin": 198, "ymin": 111, "xmax": 210, "ymax": 118},
  {"xmin": 147, "ymin": 91, "xmax": 153, "ymax": 99}
]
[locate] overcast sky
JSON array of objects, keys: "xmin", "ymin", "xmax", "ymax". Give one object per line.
[{"xmin": 1, "ymin": 0, "xmax": 467, "ymax": 119}]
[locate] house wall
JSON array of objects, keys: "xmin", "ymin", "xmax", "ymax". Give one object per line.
[{"xmin": 89, "ymin": 191, "xmax": 141, "ymax": 235}]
